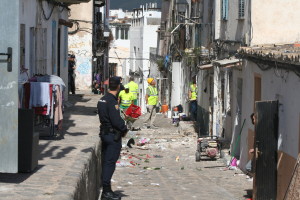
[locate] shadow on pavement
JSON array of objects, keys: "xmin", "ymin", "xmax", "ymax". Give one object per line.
[
  {"xmin": 0, "ymin": 165, "xmax": 45, "ymax": 184},
  {"xmin": 114, "ymin": 190, "xmax": 130, "ymax": 198}
]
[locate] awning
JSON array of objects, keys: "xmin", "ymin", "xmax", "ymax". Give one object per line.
[
  {"xmin": 212, "ymin": 59, "xmax": 241, "ymax": 67},
  {"xmin": 198, "ymin": 64, "xmax": 213, "ymax": 70},
  {"xmin": 198, "ymin": 59, "xmax": 242, "ymax": 70}
]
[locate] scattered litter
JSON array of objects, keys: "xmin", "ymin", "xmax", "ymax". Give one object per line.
[
  {"xmin": 228, "ymin": 166, "xmax": 237, "ymax": 170},
  {"xmin": 136, "ymin": 146, "xmax": 150, "ymax": 150},
  {"xmin": 181, "ymin": 166, "xmax": 185, "ymax": 170},
  {"xmin": 150, "ymin": 183, "xmax": 160, "ymax": 186},
  {"xmin": 128, "ymin": 182, "xmax": 133, "ymax": 185},
  {"xmin": 144, "ymin": 167, "xmax": 161, "ymax": 170},
  {"xmin": 116, "ymin": 161, "xmax": 135, "ymax": 167},
  {"xmin": 153, "ymin": 155, "xmax": 163, "ymax": 158},
  {"xmin": 111, "ymin": 179, "xmax": 115, "ymax": 182},
  {"xmin": 137, "ymin": 138, "xmax": 150, "ymax": 146},
  {"xmin": 176, "ymin": 156, "xmax": 180, "ymax": 162},
  {"xmin": 117, "ymin": 186, "xmax": 122, "ymax": 189},
  {"xmin": 196, "ymin": 167, "xmax": 202, "ymax": 171}
]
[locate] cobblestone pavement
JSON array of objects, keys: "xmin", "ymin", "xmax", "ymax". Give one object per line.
[
  {"xmin": 110, "ymin": 115, "xmax": 253, "ymax": 200},
  {"xmin": 0, "ymin": 92, "xmax": 101, "ymax": 200}
]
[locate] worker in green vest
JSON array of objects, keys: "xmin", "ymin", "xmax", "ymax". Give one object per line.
[
  {"xmin": 118, "ymin": 85, "xmax": 134, "ymax": 110},
  {"xmin": 127, "ymin": 77, "xmax": 139, "ymax": 105},
  {"xmin": 189, "ymin": 79, "xmax": 198, "ymax": 121},
  {"xmin": 144, "ymin": 78, "xmax": 159, "ymax": 129}
]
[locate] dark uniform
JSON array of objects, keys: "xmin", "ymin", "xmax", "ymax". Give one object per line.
[
  {"xmin": 68, "ymin": 54, "xmax": 76, "ymax": 94},
  {"xmin": 97, "ymin": 79, "xmax": 128, "ymax": 199}
]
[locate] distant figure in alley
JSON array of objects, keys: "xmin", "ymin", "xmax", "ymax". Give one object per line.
[{"xmin": 144, "ymin": 78, "xmax": 159, "ymax": 129}]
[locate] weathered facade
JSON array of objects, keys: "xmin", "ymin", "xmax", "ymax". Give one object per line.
[
  {"xmin": 157, "ymin": 0, "xmax": 300, "ymax": 199},
  {"xmin": 0, "ymin": 0, "xmax": 90, "ymax": 173}
]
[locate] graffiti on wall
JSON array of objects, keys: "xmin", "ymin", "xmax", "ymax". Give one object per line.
[{"xmin": 68, "ymin": 34, "xmax": 92, "ymax": 90}]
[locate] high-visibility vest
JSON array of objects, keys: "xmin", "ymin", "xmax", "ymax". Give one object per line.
[
  {"xmin": 148, "ymin": 86, "xmax": 158, "ymax": 105},
  {"xmin": 190, "ymin": 84, "xmax": 197, "ymax": 100},
  {"xmin": 119, "ymin": 90, "xmax": 133, "ymax": 107},
  {"xmin": 127, "ymin": 81, "xmax": 138, "ymax": 99}
]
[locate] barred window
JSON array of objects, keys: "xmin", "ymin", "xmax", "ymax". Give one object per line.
[{"xmin": 239, "ymin": 0, "xmax": 245, "ymax": 18}]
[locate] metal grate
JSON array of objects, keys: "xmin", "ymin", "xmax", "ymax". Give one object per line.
[{"xmin": 239, "ymin": 0, "xmax": 245, "ymax": 18}]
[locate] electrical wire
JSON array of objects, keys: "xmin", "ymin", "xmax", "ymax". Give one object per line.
[{"xmin": 41, "ymin": 1, "xmax": 55, "ymax": 21}]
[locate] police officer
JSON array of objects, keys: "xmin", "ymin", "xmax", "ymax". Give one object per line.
[{"xmin": 98, "ymin": 77, "xmax": 128, "ymax": 200}]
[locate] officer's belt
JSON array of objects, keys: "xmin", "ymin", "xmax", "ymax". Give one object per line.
[{"xmin": 100, "ymin": 126, "xmax": 120, "ymax": 135}]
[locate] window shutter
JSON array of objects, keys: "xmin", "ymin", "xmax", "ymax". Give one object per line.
[
  {"xmin": 222, "ymin": 0, "xmax": 229, "ymax": 20},
  {"xmin": 239, "ymin": 0, "xmax": 245, "ymax": 18}
]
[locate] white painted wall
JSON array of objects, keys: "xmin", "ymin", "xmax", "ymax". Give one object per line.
[
  {"xmin": 171, "ymin": 62, "xmax": 182, "ymax": 108},
  {"xmin": 239, "ymin": 59, "xmax": 300, "ymax": 171},
  {"xmin": 109, "ymin": 25, "xmax": 131, "ymax": 77},
  {"xmin": 130, "ymin": 8, "xmax": 161, "ymax": 112},
  {"xmin": 20, "ymin": 0, "xmax": 69, "ymax": 98},
  {"xmin": 251, "ymin": 0, "xmax": 300, "ymax": 45}
]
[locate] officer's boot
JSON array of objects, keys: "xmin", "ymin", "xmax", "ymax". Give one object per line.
[{"xmin": 101, "ymin": 185, "xmax": 121, "ymax": 200}]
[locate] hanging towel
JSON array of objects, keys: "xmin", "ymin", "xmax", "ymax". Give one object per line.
[
  {"xmin": 29, "ymin": 82, "xmax": 50, "ymax": 115},
  {"xmin": 54, "ymin": 85, "xmax": 63, "ymax": 128}
]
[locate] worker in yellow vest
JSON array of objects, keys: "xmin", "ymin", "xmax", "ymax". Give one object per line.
[
  {"xmin": 144, "ymin": 78, "xmax": 159, "ymax": 129},
  {"xmin": 127, "ymin": 77, "xmax": 139, "ymax": 105},
  {"xmin": 189, "ymin": 80, "xmax": 198, "ymax": 121},
  {"xmin": 118, "ymin": 85, "xmax": 134, "ymax": 110}
]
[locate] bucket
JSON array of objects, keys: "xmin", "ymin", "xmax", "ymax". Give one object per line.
[
  {"xmin": 161, "ymin": 105, "xmax": 168, "ymax": 113},
  {"xmin": 167, "ymin": 110, "xmax": 172, "ymax": 118}
]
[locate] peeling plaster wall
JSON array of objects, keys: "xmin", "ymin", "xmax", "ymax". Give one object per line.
[{"xmin": 69, "ymin": 2, "xmax": 93, "ymax": 90}]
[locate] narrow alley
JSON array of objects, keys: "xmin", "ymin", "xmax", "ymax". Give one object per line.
[{"xmin": 111, "ymin": 115, "xmax": 252, "ymax": 200}]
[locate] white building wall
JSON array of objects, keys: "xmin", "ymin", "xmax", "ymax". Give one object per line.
[
  {"xmin": 251, "ymin": 0, "xmax": 300, "ymax": 45},
  {"xmin": 239, "ymin": 60, "xmax": 300, "ymax": 171},
  {"xmin": 20, "ymin": 0, "xmax": 69, "ymax": 98},
  {"xmin": 130, "ymin": 8, "xmax": 161, "ymax": 112},
  {"xmin": 109, "ymin": 25, "xmax": 131, "ymax": 77}
]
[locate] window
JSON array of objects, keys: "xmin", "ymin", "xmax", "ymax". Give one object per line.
[
  {"xmin": 121, "ymin": 28, "xmax": 125, "ymax": 39},
  {"xmin": 120, "ymin": 27, "xmax": 129, "ymax": 40},
  {"xmin": 125, "ymin": 28, "xmax": 129, "ymax": 40},
  {"xmin": 239, "ymin": 0, "xmax": 245, "ymax": 18},
  {"xmin": 222, "ymin": 0, "xmax": 229, "ymax": 20},
  {"xmin": 116, "ymin": 27, "xmax": 119, "ymax": 39}
]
